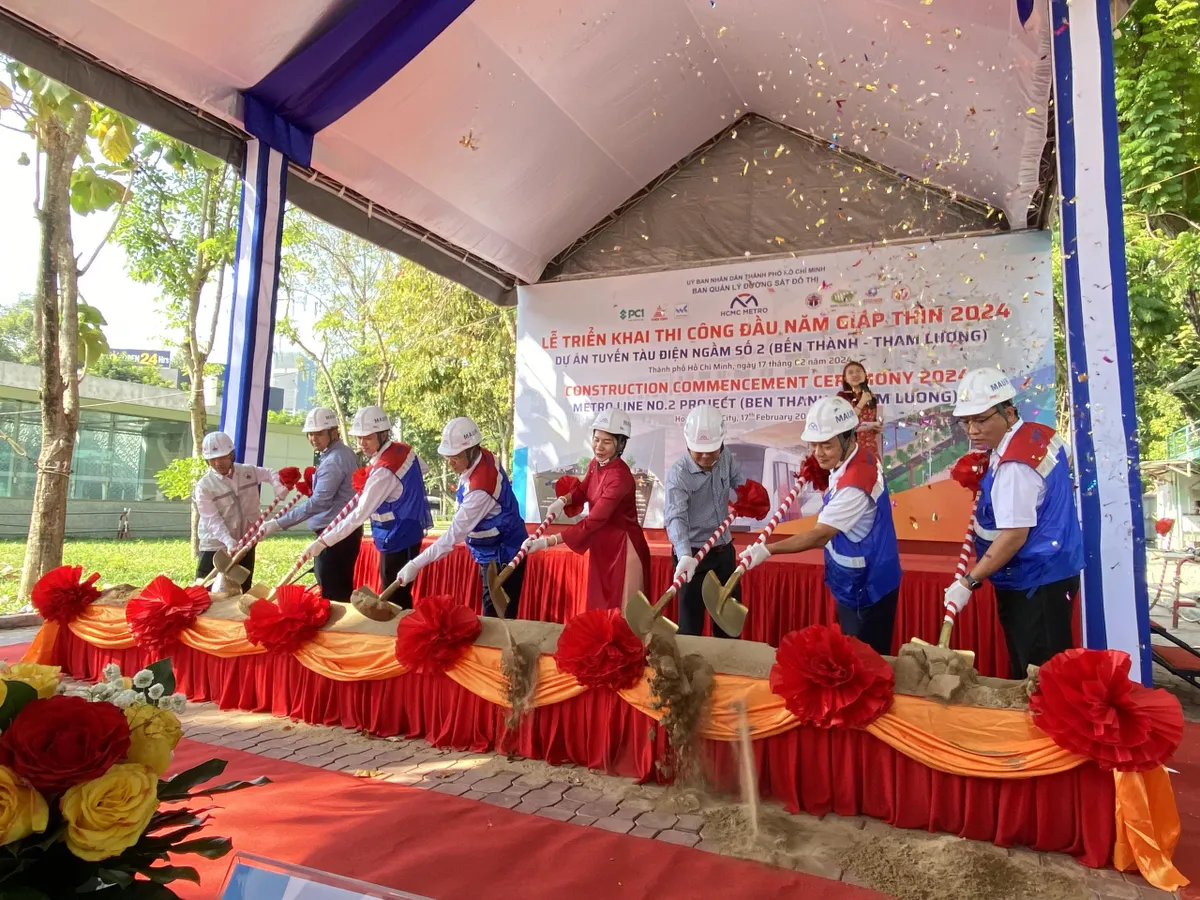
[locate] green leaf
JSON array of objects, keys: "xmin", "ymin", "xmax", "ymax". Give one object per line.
[
  {"xmin": 188, "ymin": 775, "xmax": 271, "ymax": 797},
  {"xmin": 139, "ymin": 864, "xmax": 200, "ymax": 884},
  {"xmin": 156, "ymin": 758, "xmax": 227, "ymax": 801},
  {"xmin": 169, "ymin": 837, "xmax": 233, "ymax": 860},
  {"xmin": 0, "ymin": 681, "xmax": 38, "ymax": 727},
  {"xmin": 193, "ymin": 149, "xmax": 225, "ymax": 171},
  {"xmin": 145, "ymin": 659, "xmax": 175, "ymax": 696},
  {"xmin": 92, "ymin": 867, "xmax": 135, "ymax": 888},
  {"xmin": 16, "ymin": 152, "xmax": 29, "ymax": 167}
]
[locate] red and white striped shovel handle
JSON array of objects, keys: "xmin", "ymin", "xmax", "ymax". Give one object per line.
[
  {"xmin": 231, "ymin": 489, "xmax": 291, "ymax": 555},
  {"xmin": 729, "ymin": 471, "xmax": 807, "ymax": 580},
  {"xmin": 944, "ymin": 490, "xmax": 981, "ymax": 628},
  {"xmin": 276, "ymin": 492, "xmax": 363, "ymax": 590},
  {"xmin": 500, "ymin": 510, "xmax": 559, "ymax": 576},
  {"xmin": 664, "ymin": 508, "xmax": 738, "ymax": 601}
]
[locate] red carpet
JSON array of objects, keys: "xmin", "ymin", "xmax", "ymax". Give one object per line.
[
  {"xmin": 1174, "ymin": 722, "xmax": 1200, "ymax": 899},
  {"xmin": 165, "ymin": 738, "xmax": 883, "ymax": 900},
  {"xmin": 0, "ymin": 641, "xmax": 31, "ymax": 662}
]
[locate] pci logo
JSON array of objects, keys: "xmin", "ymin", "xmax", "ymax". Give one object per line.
[
  {"xmin": 651, "ymin": 306, "xmax": 668, "ymax": 321},
  {"xmin": 674, "ymin": 304, "xmax": 689, "ymax": 318},
  {"xmin": 831, "ymin": 289, "xmax": 854, "ymax": 305},
  {"xmin": 730, "ymin": 293, "xmax": 759, "ymax": 309},
  {"xmin": 619, "ymin": 308, "xmax": 645, "ymax": 320}
]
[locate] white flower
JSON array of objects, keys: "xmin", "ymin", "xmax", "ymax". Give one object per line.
[
  {"xmin": 170, "ymin": 693, "xmax": 187, "ymax": 713},
  {"xmin": 133, "ymin": 670, "xmax": 153, "ymax": 689},
  {"xmin": 113, "ymin": 689, "xmax": 139, "ymax": 709},
  {"xmin": 147, "ymin": 684, "xmax": 164, "ymax": 700},
  {"xmin": 88, "ymin": 683, "xmax": 112, "ymax": 701},
  {"xmin": 103, "ymin": 663, "xmax": 122, "ymax": 683},
  {"xmin": 54, "ymin": 683, "xmax": 66, "ymax": 695}
]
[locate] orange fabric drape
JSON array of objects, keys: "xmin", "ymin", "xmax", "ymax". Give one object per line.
[
  {"xmin": 1113, "ymin": 767, "xmax": 1190, "ymax": 891},
  {"xmin": 444, "ymin": 647, "xmax": 587, "ymax": 709},
  {"xmin": 619, "ymin": 672, "xmax": 799, "ymax": 741},
  {"xmin": 67, "ymin": 607, "xmax": 138, "ymax": 649},
  {"xmin": 22, "ymin": 621, "xmax": 59, "ymax": 665}
]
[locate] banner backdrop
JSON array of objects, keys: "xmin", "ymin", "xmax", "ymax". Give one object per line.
[{"xmin": 513, "ymin": 231, "xmax": 1054, "ymax": 528}]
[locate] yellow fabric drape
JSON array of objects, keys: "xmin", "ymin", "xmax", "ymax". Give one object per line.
[{"xmin": 28, "ymin": 611, "xmax": 1190, "ymax": 893}]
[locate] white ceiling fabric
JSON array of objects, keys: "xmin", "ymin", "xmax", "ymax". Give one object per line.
[{"xmin": 2, "ymin": 0, "xmax": 1051, "ymax": 283}]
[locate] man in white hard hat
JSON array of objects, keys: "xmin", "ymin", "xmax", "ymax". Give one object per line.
[
  {"xmin": 737, "ymin": 396, "xmax": 901, "ymax": 654},
  {"xmin": 664, "ymin": 404, "xmax": 746, "ymax": 637},
  {"xmin": 945, "ymin": 368, "xmax": 1084, "ymax": 678},
  {"xmin": 193, "ymin": 431, "xmax": 286, "ymax": 592},
  {"xmin": 396, "ymin": 417, "xmax": 529, "ymax": 617},
  {"xmin": 308, "ymin": 405, "xmax": 432, "ymax": 608},
  {"xmin": 257, "ymin": 408, "xmax": 361, "ymax": 601}
]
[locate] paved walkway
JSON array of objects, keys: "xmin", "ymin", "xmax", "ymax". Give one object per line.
[{"xmin": 0, "ymin": 625, "xmax": 1185, "ymax": 899}]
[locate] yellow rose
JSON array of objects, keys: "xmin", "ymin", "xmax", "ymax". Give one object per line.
[
  {"xmin": 60, "ymin": 763, "xmax": 158, "ymax": 861},
  {"xmin": 123, "ymin": 705, "xmax": 183, "ymax": 775},
  {"xmin": 0, "ymin": 766, "xmax": 47, "ymax": 846},
  {"xmin": 3, "ymin": 663, "xmax": 61, "ymax": 700}
]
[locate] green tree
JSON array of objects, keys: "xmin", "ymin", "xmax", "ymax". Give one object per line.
[
  {"xmin": 114, "ymin": 133, "xmax": 240, "ymax": 552},
  {"xmin": 87, "ymin": 351, "xmax": 170, "ymax": 386},
  {"xmin": 0, "ymin": 296, "xmax": 37, "ymax": 364},
  {"xmin": 1, "ymin": 63, "xmax": 136, "ymax": 602}
]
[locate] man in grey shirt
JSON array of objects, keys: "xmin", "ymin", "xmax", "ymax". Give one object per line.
[
  {"xmin": 664, "ymin": 404, "xmax": 744, "ymax": 637},
  {"xmin": 259, "ymin": 408, "xmax": 361, "ymax": 601}
]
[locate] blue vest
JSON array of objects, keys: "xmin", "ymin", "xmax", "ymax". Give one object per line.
[
  {"xmin": 369, "ymin": 443, "xmax": 433, "ymax": 553},
  {"xmin": 822, "ymin": 452, "xmax": 902, "ymax": 611},
  {"xmin": 973, "ymin": 424, "xmax": 1084, "ymax": 592},
  {"xmin": 456, "ymin": 451, "xmax": 527, "ymax": 566}
]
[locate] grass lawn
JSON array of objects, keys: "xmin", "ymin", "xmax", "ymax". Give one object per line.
[{"xmin": 0, "ymin": 536, "xmax": 328, "ymax": 615}]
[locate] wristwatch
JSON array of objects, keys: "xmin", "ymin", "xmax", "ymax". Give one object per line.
[{"xmin": 962, "ymin": 573, "xmax": 983, "ymax": 591}]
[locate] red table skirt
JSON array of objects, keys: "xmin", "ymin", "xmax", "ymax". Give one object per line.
[
  {"xmin": 352, "ymin": 534, "xmax": 1081, "ymax": 680},
  {"xmin": 54, "ymin": 628, "xmax": 1115, "ymax": 865}
]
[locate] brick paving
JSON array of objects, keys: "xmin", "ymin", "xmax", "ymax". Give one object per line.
[{"xmin": 0, "ymin": 626, "xmax": 1186, "ymax": 898}]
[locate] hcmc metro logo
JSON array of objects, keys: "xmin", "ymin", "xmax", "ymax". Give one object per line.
[{"xmin": 730, "ymin": 293, "xmax": 759, "ymax": 309}]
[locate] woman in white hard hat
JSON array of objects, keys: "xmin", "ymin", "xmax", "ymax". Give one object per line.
[
  {"xmin": 257, "ymin": 407, "xmax": 361, "ymax": 601},
  {"xmin": 307, "ymin": 405, "xmax": 432, "ymax": 608},
  {"xmin": 524, "ymin": 408, "xmax": 651, "ymax": 611},
  {"xmin": 396, "ymin": 417, "xmax": 529, "ymax": 617},
  {"xmin": 945, "ymin": 368, "xmax": 1083, "ymax": 678},
  {"xmin": 737, "ymin": 396, "xmax": 902, "ymax": 654},
  {"xmin": 193, "ymin": 431, "xmax": 286, "ymax": 592},
  {"xmin": 664, "ymin": 404, "xmax": 746, "ymax": 636}
]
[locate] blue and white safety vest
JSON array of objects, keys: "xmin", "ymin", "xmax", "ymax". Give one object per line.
[
  {"xmin": 973, "ymin": 423, "xmax": 1084, "ymax": 593},
  {"xmin": 822, "ymin": 451, "xmax": 902, "ymax": 610},
  {"xmin": 457, "ymin": 449, "xmax": 527, "ymax": 566},
  {"xmin": 369, "ymin": 442, "xmax": 433, "ymax": 553}
]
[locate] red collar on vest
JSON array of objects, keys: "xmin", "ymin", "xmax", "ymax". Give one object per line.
[
  {"xmin": 835, "ymin": 449, "xmax": 880, "ymax": 494},
  {"xmin": 466, "ymin": 449, "xmax": 500, "ymax": 497},
  {"xmin": 371, "ymin": 442, "xmax": 412, "ymax": 474},
  {"xmin": 999, "ymin": 422, "xmax": 1056, "ymax": 468}
]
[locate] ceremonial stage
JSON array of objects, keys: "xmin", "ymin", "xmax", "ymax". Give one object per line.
[{"xmin": 356, "ymin": 530, "xmax": 1072, "ymax": 681}]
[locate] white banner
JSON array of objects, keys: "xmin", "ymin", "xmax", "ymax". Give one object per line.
[{"xmin": 513, "ymin": 231, "xmax": 1054, "ymax": 526}]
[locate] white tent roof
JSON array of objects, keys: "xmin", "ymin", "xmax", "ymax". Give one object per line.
[{"xmin": 1, "ymin": 0, "xmax": 1052, "ymax": 284}]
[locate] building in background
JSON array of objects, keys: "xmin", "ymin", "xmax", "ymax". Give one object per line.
[{"xmin": 271, "ymin": 350, "xmax": 317, "ymax": 414}]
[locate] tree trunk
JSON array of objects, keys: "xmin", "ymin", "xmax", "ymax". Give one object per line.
[{"xmin": 19, "ymin": 105, "xmax": 90, "ymax": 604}]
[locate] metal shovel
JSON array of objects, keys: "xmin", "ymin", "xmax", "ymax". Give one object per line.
[
  {"xmin": 486, "ymin": 508, "xmax": 561, "ymax": 616},
  {"xmin": 908, "ymin": 500, "xmax": 980, "ymax": 666},
  {"xmin": 350, "ymin": 577, "xmax": 406, "ymax": 621}
]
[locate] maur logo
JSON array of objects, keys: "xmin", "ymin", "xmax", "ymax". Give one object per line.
[
  {"xmin": 619, "ymin": 308, "xmax": 645, "ymax": 320},
  {"xmin": 674, "ymin": 304, "xmax": 689, "ymax": 318},
  {"xmin": 730, "ymin": 293, "xmax": 759, "ymax": 309}
]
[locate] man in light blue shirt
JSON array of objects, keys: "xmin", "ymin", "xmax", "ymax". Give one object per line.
[
  {"xmin": 664, "ymin": 404, "xmax": 744, "ymax": 637},
  {"xmin": 260, "ymin": 407, "xmax": 361, "ymax": 601}
]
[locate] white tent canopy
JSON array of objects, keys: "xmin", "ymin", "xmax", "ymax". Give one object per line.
[{"xmin": 2, "ymin": 0, "xmax": 1051, "ymax": 284}]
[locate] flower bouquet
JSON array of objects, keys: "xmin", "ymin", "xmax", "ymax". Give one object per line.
[{"xmin": 0, "ymin": 657, "xmax": 266, "ymax": 897}]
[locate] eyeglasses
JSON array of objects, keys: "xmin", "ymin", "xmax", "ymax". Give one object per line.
[{"xmin": 961, "ymin": 409, "xmax": 1000, "ymax": 430}]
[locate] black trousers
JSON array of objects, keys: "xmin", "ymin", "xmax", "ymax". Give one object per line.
[
  {"xmin": 835, "ymin": 588, "xmax": 899, "ymax": 656},
  {"xmin": 995, "ymin": 576, "xmax": 1079, "ymax": 680},
  {"xmin": 379, "ymin": 541, "xmax": 424, "ymax": 610},
  {"xmin": 672, "ymin": 542, "xmax": 738, "ymax": 639},
  {"xmin": 315, "ymin": 527, "xmax": 362, "ymax": 602},
  {"xmin": 478, "ymin": 557, "xmax": 526, "ymax": 619},
  {"xmin": 196, "ymin": 546, "xmax": 256, "ymax": 593}
]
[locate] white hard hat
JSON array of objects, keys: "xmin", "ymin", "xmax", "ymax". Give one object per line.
[
  {"xmin": 302, "ymin": 407, "xmax": 339, "ymax": 433},
  {"xmin": 684, "ymin": 404, "xmax": 725, "ymax": 453},
  {"xmin": 349, "ymin": 405, "xmax": 391, "ymax": 437},
  {"xmin": 801, "ymin": 396, "xmax": 859, "ymax": 443},
  {"xmin": 953, "ymin": 367, "xmax": 1017, "ymax": 417},
  {"xmin": 438, "ymin": 417, "xmax": 482, "ymax": 456},
  {"xmin": 591, "ymin": 408, "xmax": 632, "ymax": 438},
  {"xmin": 201, "ymin": 431, "xmax": 234, "ymax": 460}
]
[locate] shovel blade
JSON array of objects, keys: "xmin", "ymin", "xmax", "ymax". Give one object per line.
[
  {"xmin": 212, "ymin": 548, "xmax": 234, "ymax": 573},
  {"xmin": 350, "ymin": 586, "xmax": 381, "ymax": 606},
  {"xmin": 650, "ymin": 614, "xmax": 679, "ymax": 639},
  {"xmin": 485, "ymin": 561, "xmax": 510, "ymax": 617},
  {"xmin": 224, "ymin": 563, "xmax": 251, "ymax": 588},
  {"xmin": 624, "ymin": 591, "xmax": 657, "ymax": 638},
  {"xmin": 701, "ymin": 570, "xmax": 750, "ymax": 637}
]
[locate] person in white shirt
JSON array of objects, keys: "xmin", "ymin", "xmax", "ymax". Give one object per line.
[
  {"xmin": 193, "ymin": 431, "xmax": 285, "ymax": 592},
  {"xmin": 308, "ymin": 406, "xmax": 432, "ymax": 609},
  {"xmin": 397, "ymin": 417, "xmax": 529, "ymax": 617}
]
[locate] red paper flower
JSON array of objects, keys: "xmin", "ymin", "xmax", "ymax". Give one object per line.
[
  {"xmin": 296, "ymin": 466, "xmax": 316, "ymax": 498},
  {"xmin": 351, "ymin": 467, "xmax": 370, "ymax": 493},
  {"xmin": 0, "ymin": 696, "xmax": 130, "ymax": 794},
  {"xmin": 732, "ymin": 480, "xmax": 771, "ymax": 519},
  {"xmin": 799, "ymin": 454, "xmax": 830, "ymax": 492},
  {"xmin": 244, "ymin": 585, "xmax": 330, "ymax": 654},
  {"xmin": 1030, "ymin": 648, "xmax": 1183, "ymax": 772},
  {"xmin": 278, "ymin": 466, "xmax": 302, "ymax": 490},
  {"xmin": 30, "ymin": 565, "xmax": 102, "ymax": 624},
  {"xmin": 951, "ymin": 451, "xmax": 990, "ymax": 494},
  {"xmin": 769, "ymin": 625, "xmax": 894, "ymax": 729},
  {"xmin": 554, "ymin": 609, "xmax": 647, "ymax": 691},
  {"xmin": 1155, "ymin": 517, "xmax": 1175, "ymax": 537},
  {"xmin": 554, "ymin": 474, "xmax": 584, "ymax": 517},
  {"xmin": 126, "ymin": 575, "xmax": 211, "ymax": 655},
  {"xmin": 394, "ymin": 594, "xmax": 481, "ymax": 674}
]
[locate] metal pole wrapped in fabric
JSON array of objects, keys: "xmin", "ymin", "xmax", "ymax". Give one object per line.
[
  {"xmin": 220, "ymin": 138, "xmax": 287, "ymax": 466},
  {"xmin": 1050, "ymin": 0, "xmax": 1152, "ymax": 684}
]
